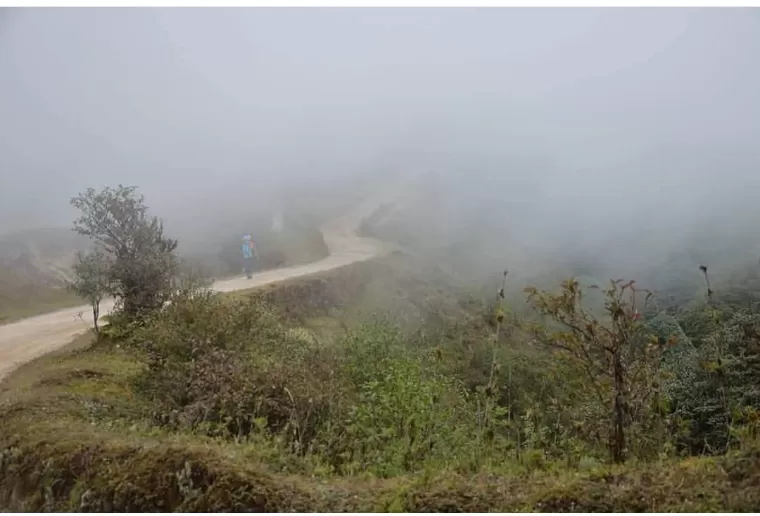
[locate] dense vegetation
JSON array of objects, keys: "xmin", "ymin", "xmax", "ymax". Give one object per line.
[{"xmin": 2, "ymin": 185, "xmax": 760, "ymax": 511}]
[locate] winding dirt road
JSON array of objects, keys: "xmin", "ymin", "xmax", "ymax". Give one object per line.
[{"xmin": 0, "ymin": 188, "xmax": 401, "ymax": 382}]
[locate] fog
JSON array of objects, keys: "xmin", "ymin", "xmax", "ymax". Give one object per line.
[{"xmin": 2, "ymin": 8, "xmax": 759, "ymax": 281}]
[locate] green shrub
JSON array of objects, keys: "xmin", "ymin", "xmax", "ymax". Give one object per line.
[
  {"xmin": 671, "ymin": 310, "xmax": 760, "ymax": 454},
  {"xmin": 132, "ymin": 291, "xmax": 344, "ymax": 452},
  {"xmin": 342, "ymin": 348, "xmax": 476, "ymax": 476}
]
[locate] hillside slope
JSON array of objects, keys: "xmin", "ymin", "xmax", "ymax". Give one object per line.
[
  {"xmin": 0, "ymin": 229, "xmax": 90, "ymax": 323},
  {"xmin": 2, "ymin": 251, "xmax": 759, "ymax": 512}
]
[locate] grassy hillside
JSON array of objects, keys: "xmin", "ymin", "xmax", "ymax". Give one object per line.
[
  {"xmin": 0, "ymin": 228, "xmax": 89, "ymax": 323},
  {"xmin": 246, "ymin": 249, "xmax": 474, "ymax": 330},
  {"xmin": 0, "ymin": 278, "xmax": 82, "ymax": 324},
  {"xmin": 2, "ymin": 250, "xmax": 760, "ymax": 511},
  {"xmin": 1, "ymin": 339, "xmax": 758, "ymax": 512}
]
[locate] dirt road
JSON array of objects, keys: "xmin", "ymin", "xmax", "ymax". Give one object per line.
[{"xmin": 0, "ymin": 188, "xmax": 401, "ymax": 381}]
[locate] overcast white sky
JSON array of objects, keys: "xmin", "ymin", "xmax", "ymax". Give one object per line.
[{"xmin": 1, "ymin": 8, "xmax": 759, "ymax": 249}]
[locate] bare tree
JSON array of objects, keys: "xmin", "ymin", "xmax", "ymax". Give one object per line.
[
  {"xmin": 68, "ymin": 248, "xmax": 110, "ymax": 336},
  {"xmin": 523, "ymin": 278, "xmax": 662, "ymax": 463}
]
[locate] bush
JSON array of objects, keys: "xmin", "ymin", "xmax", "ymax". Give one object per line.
[
  {"xmin": 670, "ymin": 310, "xmax": 760, "ymax": 454},
  {"xmin": 131, "ymin": 300, "xmax": 496, "ymax": 476},
  {"xmin": 133, "ymin": 291, "xmax": 344, "ymax": 451},
  {"xmin": 320, "ymin": 322, "xmax": 481, "ymax": 476}
]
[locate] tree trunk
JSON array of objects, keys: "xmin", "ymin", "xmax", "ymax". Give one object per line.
[
  {"xmin": 92, "ymin": 302, "xmax": 100, "ymax": 337},
  {"xmin": 611, "ymin": 350, "xmax": 626, "ymax": 463}
]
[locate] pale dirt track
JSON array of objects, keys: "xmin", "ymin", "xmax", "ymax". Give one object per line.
[{"xmin": 0, "ymin": 187, "xmax": 403, "ymax": 382}]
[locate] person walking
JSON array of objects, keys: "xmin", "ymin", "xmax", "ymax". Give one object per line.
[{"xmin": 241, "ymin": 234, "xmax": 258, "ymax": 279}]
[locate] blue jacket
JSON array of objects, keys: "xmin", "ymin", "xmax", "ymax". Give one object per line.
[{"xmin": 242, "ymin": 241, "xmax": 254, "ymax": 259}]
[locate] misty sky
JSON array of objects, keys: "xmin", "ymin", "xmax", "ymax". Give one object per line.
[{"xmin": 1, "ymin": 8, "xmax": 759, "ymax": 248}]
